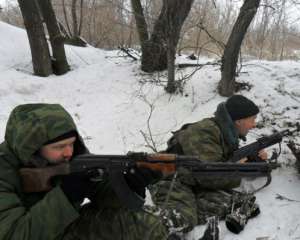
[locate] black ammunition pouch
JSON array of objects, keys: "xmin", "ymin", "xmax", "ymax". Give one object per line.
[{"xmin": 165, "ymin": 122, "xmax": 197, "ymax": 154}]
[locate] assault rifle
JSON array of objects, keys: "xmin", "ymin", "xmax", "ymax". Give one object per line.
[
  {"xmin": 231, "ymin": 123, "xmax": 300, "ymax": 163},
  {"xmin": 20, "ymin": 152, "xmax": 279, "ymax": 209}
]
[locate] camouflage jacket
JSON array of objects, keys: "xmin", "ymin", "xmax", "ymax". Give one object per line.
[
  {"xmin": 0, "ymin": 104, "xmax": 119, "ymax": 240},
  {"xmin": 167, "ymin": 102, "xmax": 241, "ymax": 190}
]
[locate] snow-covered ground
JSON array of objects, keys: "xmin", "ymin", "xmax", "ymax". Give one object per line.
[{"xmin": 0, "ymin": 21, "xmax": 300, "ymax": 240}]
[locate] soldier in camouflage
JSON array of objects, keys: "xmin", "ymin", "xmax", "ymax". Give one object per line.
[
  {"xmin": 0, "ymin": 103, "xmax": 166, "ymax": 240},
  {"xmin": 147, "ymin": 95, "xmax": 268, "ymax": 239}
]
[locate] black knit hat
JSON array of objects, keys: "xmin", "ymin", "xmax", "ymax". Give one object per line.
[
  {"xmin": 44, "ymin": 130, "xmax": 77, "ymax": 145},
  {"xmin": 225, "ymin": 95, "xmax": 259, "ymax": 121}
]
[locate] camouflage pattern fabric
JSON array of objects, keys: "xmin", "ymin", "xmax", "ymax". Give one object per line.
[
  {"xmin": 150, "ymin": 179, "xmax": 198, "ymax": 233},
  {"xmin": 62, "ymin": 204, "xmax": 169, "ymax": 240},
  {"xmin": 148, "ymin": 102, "xmax": 243, "ymax": 235},
  {"xmin": 0, "ymin": 104, "xmax": 85, "ymax": 239},
  {"xmin": 4, "ymin": 104, "xmax": 81, "ymax": 167},
  {"xmin": 0, "ymin": 104, "xmax": 168, "ymax": 240},
  {"xmin": 63, "ymin": 102, "xmax": 247, "ymax": 239},
  {"xmin": 195, "ymin": 190, "xmax": 233, "ymax": 224}
]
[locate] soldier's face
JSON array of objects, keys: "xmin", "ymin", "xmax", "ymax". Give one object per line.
[
  {"xmin": 235, "ymin": 115, "xmax": 257, "ymax": 137},
  {"xmin": 39, "ymin": 137, "xmax": 76, "ymax": 165}
]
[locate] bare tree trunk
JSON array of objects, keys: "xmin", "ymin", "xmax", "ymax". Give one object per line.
[
  {"xmin": 279, "ymin": 0, "xmax": 287, "ymax": 60},
  {"xmin": 165, "ymin": 0, "xmax": 194, "ymax": 93},
  {"xmin": 61, "ymin": 0, "xmax": 86, "ymax": 46},
  {"xmin": 130, "ymin": 0, "xmax": 149, "ymax": 45},
  {"xmin": 195, "ymin": 0, "xmax": 209, "ymax": 56},
  {"xmin": 218, "ymin": 0, "xmax": 261, "ymax": 97},
  {"xmin": 71, "ymin": 0, "xmax": 78, "ymax": 37},
  {"xmin": 140, "ymin": 1, "xmax": 167, "ymax": 72},
  {"xmin": 279, "ymin": 6, "xmax": 287, "ymax": 61},
  {"xmin": 127, "ymin": 15, "xmax": 135, "ymax": 48},
  {"xmin": 257, "ymin": 0, "xmax": 270, "ymax": 59},
  {"xmin": 18, "ymin": 0, "xmax": 52, "ymax": 76},
  {"xmin": 141, "ymin": 0, "xmax": 194, "ymax": 73},
  {"xmin": 62, "ymin": 0, "xmax": 72, "ymax": 36},
  {"xmin": 38, "ymin": 0, "xmax": 69, "ymax": 75},
  {"xmin": 270, "ymin": 4, "xmax": 284, "ymax": 60},
  {"xmin": 78, "ymin": 0, "xmax": 84, "ymax": 36},
  {"xmin": 86, "ymin": 0, "xmax": 96, "ymax": 44},
  {"xmin": 115, "ymin": 0, "xmax": 126, "ymax": 46},
  {"xmin": 166, "ymin": 36, "xmax": 176, "ymax": 93}
]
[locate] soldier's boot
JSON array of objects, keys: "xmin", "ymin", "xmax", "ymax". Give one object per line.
[
  {"xmin": 167, "ymin": 233, "xmax": 182, "ymax": 240},
  {"xmin": 225, "ymin": 194, "xmax": 260, "ymax": 234},
  {"xmin": 198, "ymin": 216, "xmax": 219, "ymax": 240}
]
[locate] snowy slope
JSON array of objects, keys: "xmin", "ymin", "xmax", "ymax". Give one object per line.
[{"xmin": 0, "ymin": 21, "xmax": 300, "ymax": 240}]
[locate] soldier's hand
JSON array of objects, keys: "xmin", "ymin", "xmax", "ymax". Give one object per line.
[
  {"xmin": 258, "ymin": 149, "xmax": 268, "ymax": 161},
  {"xmin": 238, "ymin": 158, "xmax": 248, "ymax": 163},
  {"xmin": 60, "ymin": 173, "xmax": 97, "ymax": 204},
  {"xmin": 125, "ymin": 167, "xmax": 162, "ymax": 198}
]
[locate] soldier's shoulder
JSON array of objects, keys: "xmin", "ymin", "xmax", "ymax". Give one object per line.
[{"xmin": 190, "ymin": 118, "xmax": 219, "ymax": 131}]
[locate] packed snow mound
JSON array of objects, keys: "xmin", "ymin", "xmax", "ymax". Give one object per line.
[
  {"xmin": 0, "ymin": 21, "xmax": 30, "ymax": 68},
  {"xmin": 0, "ymin": 20, "xmax": 300, "ymax": 240}
]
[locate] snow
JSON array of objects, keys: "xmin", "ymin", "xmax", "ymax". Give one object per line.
[{"xmin": 0, "ymin": 21, "xmax": 300, "ymax": 240}]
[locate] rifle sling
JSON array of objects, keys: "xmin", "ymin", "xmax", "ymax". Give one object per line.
[
  {"xmin": 252, "ymin": 173, "xmax": 272, "ymax": 194},
  {"xmin": 108, "ymin": 170, "xmax": 145, "ymax": 210}
]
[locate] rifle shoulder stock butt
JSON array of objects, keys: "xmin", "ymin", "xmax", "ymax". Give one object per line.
[{"xmin": 19, "ymin": 164, "xmax": 70, "ymax": 192}]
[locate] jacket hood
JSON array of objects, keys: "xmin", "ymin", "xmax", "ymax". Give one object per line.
[{"xmin": 4, "ymin": 103, "xmax": 86, "ymax": 166}]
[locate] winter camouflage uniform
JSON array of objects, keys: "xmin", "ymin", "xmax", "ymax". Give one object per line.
[
  {"xmin": 0, "ymin": 104, "xmax": 167, "ymax": 240},
  {"xmin": 148, "ymin": 102, "xmax": 243, "ymax": 235}
]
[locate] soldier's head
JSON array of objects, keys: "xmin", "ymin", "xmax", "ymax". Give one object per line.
[
  {"xmin": 39, "ymin": 130, "xmax": 78, "ymax": 165},
  {"xmin": 225, "ymin": 95, "xmax": 259, "ymax": 137}
]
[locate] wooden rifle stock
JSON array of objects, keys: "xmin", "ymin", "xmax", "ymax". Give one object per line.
[{"xmin": 20, "ymin": 163, "xmax": 70, "ymax": 192}]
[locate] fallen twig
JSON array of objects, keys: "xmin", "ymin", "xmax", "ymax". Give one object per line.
[
  {"xmin": 177, "ymin": 61, "xmax": 220, "ymax": 69},
  {"xmin": 275, "ymin": 193, "xmax": 300, "ymax": 203},
  {"xmin": 118, "ymin": 47, "xmax": 138, "ymax": 61}
]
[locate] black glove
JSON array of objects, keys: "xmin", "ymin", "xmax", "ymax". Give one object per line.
[
  {"xmin": 60, "ymin": 173, "xmax": 98, "ymax": 204},
  {"xmin": 124, "ymin": 167, "xmax": 162, "ymax": 198}
]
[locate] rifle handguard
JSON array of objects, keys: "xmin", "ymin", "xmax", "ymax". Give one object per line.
[{"xmin": 137, "ymin": 153, "xmax": 177, "ymax": 176}]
